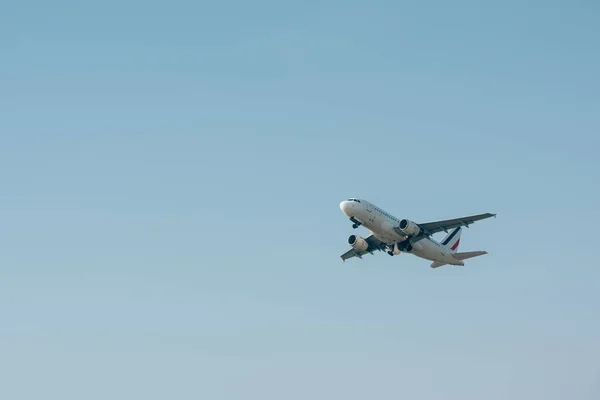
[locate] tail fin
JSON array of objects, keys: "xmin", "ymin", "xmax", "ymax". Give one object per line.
[{"xmin": 441, "ymin": 227, "xmax": 462, "ymax": 253}]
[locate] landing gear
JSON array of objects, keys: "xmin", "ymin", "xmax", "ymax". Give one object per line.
[
  {"xmin": 386, "ymin": 243, "xmax": 394, "ymax": 256},
  {"xmin": 350, "ymin": 217, "xmax": 362, "ymax": 229},
  {"xmin": 352, "ymin": 224, "xmax": 359, "ymax": 229}
]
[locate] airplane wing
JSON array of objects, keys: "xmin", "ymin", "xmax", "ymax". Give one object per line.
[
  {"xmin": 340, "ymin": 234, "xmax": 386, "ymax": 261},
  {"xmin": 416, "ymin": 213, "xmax": 496, "ymax": 236}
]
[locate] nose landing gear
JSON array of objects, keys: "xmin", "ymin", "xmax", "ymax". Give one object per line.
[{"xmin": 350, "ymin": 217, "xmax": 362, "ymax": 229}]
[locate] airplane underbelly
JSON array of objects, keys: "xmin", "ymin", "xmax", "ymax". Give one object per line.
[
  {"xmin": 359, "ymin": 213, "xmax": 403, "ymax": 244},
  {"xmin": 371, "ymin": 230, "xmax": 396, "ymax": 244},
  {"xmin": 372, "ymin": 219, "xmax": 402, "ymax": 244},
  {"xmin": 412, "ymin": 239, "xmax": 446, "ymax": 261}
]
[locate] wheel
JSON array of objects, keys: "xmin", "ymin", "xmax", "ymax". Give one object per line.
[
  {"xmin": 387, "ymin": 251, "xmax": 394, "ymax": 256},
  {"xmin": 352, "ymin": 224, "xmax": 358, "ymax": 229}
]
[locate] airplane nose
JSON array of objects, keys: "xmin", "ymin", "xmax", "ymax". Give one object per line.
[{"xmin": 340, "ymin": 201, "xmax": 350, "ymax": 215}]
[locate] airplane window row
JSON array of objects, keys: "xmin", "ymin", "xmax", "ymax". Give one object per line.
[{"xmin": 375, "ymin": 208, "xmax": 397, "ymax": 222}]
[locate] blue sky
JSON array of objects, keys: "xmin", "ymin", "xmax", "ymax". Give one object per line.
[{"xmin": 1, "ymin": 1, "xmax": 599, "ymax": 398}]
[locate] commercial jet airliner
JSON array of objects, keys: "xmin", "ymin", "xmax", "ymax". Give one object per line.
[{"xmin": 339, "ymin": 198, "xmax": 496, "ymax": 268}]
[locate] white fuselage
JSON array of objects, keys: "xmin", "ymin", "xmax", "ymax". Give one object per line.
[{"xmin": 340, "ymin": 199, "xmax": 463, "ymax": 265}]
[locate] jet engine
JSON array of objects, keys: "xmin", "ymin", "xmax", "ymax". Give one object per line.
[
  {"xmin": 399, "ymin": 219, "xmax": 421, "ymax": 236},
  {"xmin": 347, "ymin": 234, "xmax": 369, "ymax": 251}
]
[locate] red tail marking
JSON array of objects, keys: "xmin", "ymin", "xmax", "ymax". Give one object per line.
[{"xmin": 450, "ymin": 239, "xmax": 460, "ymax": 251}]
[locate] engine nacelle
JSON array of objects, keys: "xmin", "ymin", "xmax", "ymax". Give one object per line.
[
  {"xmin": 348, "ymin": 234, "xmax": 369, "ymax": 252},
  {"xmin": 399, "ymin": 219, "xmax": 421, "ymax": 236}
]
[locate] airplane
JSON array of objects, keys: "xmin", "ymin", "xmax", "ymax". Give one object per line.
[{"xmin": 339, "ymin": 198, "xmax": 496, "ymax": 268}]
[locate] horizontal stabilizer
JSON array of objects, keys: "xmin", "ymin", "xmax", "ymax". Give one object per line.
[
  {"xmin": 430, "ymin": 261, "xmax": 447, "ymax": 268},
  {"xmin": 452, "ymin": 251, "xmax": 487, "ymax": 260}
]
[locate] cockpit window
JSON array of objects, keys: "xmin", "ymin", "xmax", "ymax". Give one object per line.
[{"xmin": 347, "ymin": 198, "xmax": 361, "ymax": 203}]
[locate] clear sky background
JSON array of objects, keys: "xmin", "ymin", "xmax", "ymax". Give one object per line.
[{"xmin": 1, "ymin": 1, "xmax": 599, "ymax": 399}]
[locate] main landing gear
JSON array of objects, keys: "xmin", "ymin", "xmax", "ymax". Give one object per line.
[{"xmin": 386, "ymin": 243, "xmax": 395, "ymax": 256}]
